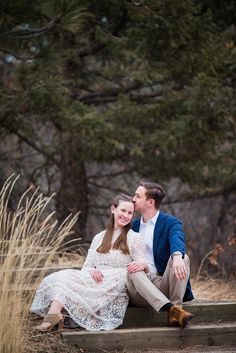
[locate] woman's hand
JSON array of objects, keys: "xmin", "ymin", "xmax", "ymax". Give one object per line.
[
  {"xmin": 90, "ymin": 269, "xmax": 104, "ymax": 283},
  {"xmin": 127, "ymin": 261, "xmax": 149, "ymax": 274}
]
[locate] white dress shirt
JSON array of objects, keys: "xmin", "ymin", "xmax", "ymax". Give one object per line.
[{"xmin": 139, "ymin": 211, "xmax": 159, "ymax": 274}]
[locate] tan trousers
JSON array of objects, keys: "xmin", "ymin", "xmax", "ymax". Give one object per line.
[{"xmin": 126, "ymin": 255, "xmax": 190, "ymax": 312}]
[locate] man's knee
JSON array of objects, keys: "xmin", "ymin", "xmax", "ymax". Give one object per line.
[{"xmin": 127, "ymin": 271, "xmax": 146, "ymax": 284}]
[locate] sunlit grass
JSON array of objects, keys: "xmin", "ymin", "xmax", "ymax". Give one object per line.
[
  {"xmin": 1, "ymin": 176, "xmax": 236, "ymax": 353},
  {"xmin": 191, "ymin": 276, "xmax": 236, "ymax": 302},
  {"xmin": 0, "ymin": 175, "xmax": 79, "ymax": 353}
]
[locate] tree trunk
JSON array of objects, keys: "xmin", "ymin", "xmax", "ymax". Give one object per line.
[{"xmin": 56, "ymin": 147, "xmax": 89, "ymax": 249}]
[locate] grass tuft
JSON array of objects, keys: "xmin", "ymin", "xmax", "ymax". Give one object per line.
[
  {"xmin": 0, "ymin": 175, "xmax": 79, "ymax": 353},
  {"xmin": 1, "ymin": 175, "xmax": 236, "ymax": 353},
  {"xmin": 191, "ymin": 277, "xmax": 236, "ymax": 302}
]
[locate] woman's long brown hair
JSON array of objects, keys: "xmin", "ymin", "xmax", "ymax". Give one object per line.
[{"xmin": 96, "ymin": 195, "xmax": 133, "ymax": 255}]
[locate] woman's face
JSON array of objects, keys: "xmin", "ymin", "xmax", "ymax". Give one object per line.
[{"xmin": 111, "ymin": 201, "xmax": 134, "ymax": 229}]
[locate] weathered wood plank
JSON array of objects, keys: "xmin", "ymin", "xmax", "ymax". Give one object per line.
[
  {"xmin": 122, "ymin": 302, "xmax": 236, "ymax": 327},
  {"xmin": 64, "ymin": 302, "xmax": 236, "ymax": 329},
  {"xmin": 62, "ymin": 322, "xmax": 236, "ymax": 352}
]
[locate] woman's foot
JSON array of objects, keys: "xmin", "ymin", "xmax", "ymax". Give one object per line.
[
  {"xmin": 35, "ymin": 321, "xmax": 52, "ymax": 331},
  {"xmin": 35, "ymin": 313, "xmax": 64, "ymax": 332}
]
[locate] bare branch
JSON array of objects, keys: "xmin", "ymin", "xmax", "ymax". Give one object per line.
[
  {"xmin": 88, "ymin": 181, "xmax": 128, "ymax": 194},
  {"xmin": 0, "ymin": 17, "xmax": 60, "ymax": 40},
  {"xmin": 88, "ymin": 205, "xmax": 109, "ymax": 210},
  {"xmin": 1, "ymin": 122, "xmax": 60, "ymax": 167},
  {"xmin": 162, "ymin": 189, "xmax": 236, "ymax": 205},
  {"xmin": 0, "ymin": 47, "xmax": 39, "ymax": 61},
  {"xmin": 77, "ymin": 81, "xmax": 168, "ymax": 105},
  {"xmin": 87, "ymin": 168, "xmax": 135, "ymax": 179}
]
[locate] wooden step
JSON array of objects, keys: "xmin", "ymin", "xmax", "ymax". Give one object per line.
[
  {"xmin": 64, "ymin": 302, "xmax": 236, "ymax": 329},
  {"xmin": 122, "ymin": 301, "xmax": 236, "ymax": 327},
  {"xmin": 62, "ymin": 322, "xmax": 236, "ymax": 352}
]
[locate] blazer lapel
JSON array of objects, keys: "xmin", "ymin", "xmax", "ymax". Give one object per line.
[{"xmin": 132, "ymin": 218, "xmax": 141, "ymax": 232}]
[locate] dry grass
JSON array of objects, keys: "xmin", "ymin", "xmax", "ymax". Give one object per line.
[
  {"xmin": 191, "ymin": 276, "xmax": 236, "ymax": 302},
  {"xmin": 50, "ymin": 251, "xmax": 85, "ymax": 268},
  {"xmin": 26, "ymin": 330, "xmax": 78, "ymax": 353},
  {"xmin": 1, "ymin": 176, "xmax": 236, "ymax": 353},
  {"xmin": 0, "ymin": 175, "xmax": 79, "ymax": 353},
  {"xmin": 26, "ymin": 276, "xmax": 236, "ymax": 353}
]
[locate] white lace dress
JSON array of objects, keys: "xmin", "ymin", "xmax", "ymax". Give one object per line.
[{"xmin": 30, "ymin": 229, "xmax": 149, "ymax": 331}]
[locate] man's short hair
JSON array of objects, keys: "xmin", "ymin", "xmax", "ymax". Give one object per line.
[{"xmin": 140, "ymin": 180, "xmax": 165, "ymax": 209}]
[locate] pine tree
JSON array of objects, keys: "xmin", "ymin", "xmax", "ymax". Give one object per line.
[{"xmin": 0, "ymin": 0, "xmax": 235, "ymax": 237}]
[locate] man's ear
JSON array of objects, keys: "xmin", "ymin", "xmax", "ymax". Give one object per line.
[{"xmin": 148, "ymin": 198, "xmax": 155, "ymax": 208}]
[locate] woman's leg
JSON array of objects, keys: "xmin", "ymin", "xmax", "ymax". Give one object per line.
[
  {"xmin": 47, "ymin": 300, "xmax": 63, "ymax": 314},
  {"xmin": 36, "ymin": 300, "xmax": 64, "ymax": 330}
]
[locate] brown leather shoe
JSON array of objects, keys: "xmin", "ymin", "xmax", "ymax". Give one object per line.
[{"xmin": 168, "ymin": 305, "xmax": 193, "ymax": 328}]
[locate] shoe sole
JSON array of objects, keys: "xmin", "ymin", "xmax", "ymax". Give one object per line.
[{"xmin": 181, "ymin": 314, "xmax": 194, "ymax": 328}]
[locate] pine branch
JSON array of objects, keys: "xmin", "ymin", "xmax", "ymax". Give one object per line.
[
  {"xmin": 77, "ymin": 82, "xmax": 167, "ymax": 105},
  {"xmin": 0, "ymin": 47, "xmax": 37, "ymax": 61},
  {"xmin": 0, "ymin": 17, "xmax": 61, "ymax": 40}
]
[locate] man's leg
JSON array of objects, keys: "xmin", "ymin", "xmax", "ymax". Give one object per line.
[
  {"xmin": 154, "ymin": 255, "xmax": 190, "ymax": 305},
  {"xmin": 127, "ymin": 264, "xmax": 193, "ymax": 328},
  {"xmin": 127, "ymin": 271, "xmax": 170, "ymax": 312}
]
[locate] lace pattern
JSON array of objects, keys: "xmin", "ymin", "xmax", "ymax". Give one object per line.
[{"xmin": 30, "ymin": 229, "xmax": 149, "ymax": 331}]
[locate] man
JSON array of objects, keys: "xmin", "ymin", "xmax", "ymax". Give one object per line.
[{"xmin": 127, "ymin": 181, "xmax": 194, "ymax": 328}]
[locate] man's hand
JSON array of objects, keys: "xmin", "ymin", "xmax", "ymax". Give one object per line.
[
  {"xmin": 172, "ymin": 256, "xmax": 187, "ymax": 280},
  {"xmin": 127, "ymin": 261, "xmax": 149, "ymax": 274},
  {"xmin": 90, "ymin": 269, "xmax": 104, "ymax": 283}
]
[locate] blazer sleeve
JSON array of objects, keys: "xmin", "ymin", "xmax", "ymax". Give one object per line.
[{"xmin": 168, "ymin": 218, "xmax": 186, "ymax": 255}]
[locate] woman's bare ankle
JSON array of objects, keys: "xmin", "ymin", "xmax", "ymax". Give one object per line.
[{"xmin": 36, "ymin": 321, "xmax": 51, "ymax": 330}]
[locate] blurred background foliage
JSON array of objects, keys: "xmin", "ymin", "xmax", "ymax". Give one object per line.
[{"xmin": 0, "ymin": 0, "xmax": 236, "ymax": 272}]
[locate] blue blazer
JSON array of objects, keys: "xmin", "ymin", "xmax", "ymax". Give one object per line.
[{"xmin": 132, "ymin": 211, "xmax": 194, "ymax": 302}]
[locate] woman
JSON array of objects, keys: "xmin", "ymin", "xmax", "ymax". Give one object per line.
[{"xmin": 30, "ymin": 194, "xmax": 150, "ymax": 332}]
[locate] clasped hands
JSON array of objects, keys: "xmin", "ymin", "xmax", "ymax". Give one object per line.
[{"xmin": 90, "ymin": 261, "xmax": 149, "ymax": 283}]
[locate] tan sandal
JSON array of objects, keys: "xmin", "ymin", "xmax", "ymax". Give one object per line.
[{"xmin": 35, "ymin": 313, "xmax": 64, "ymax": 332}]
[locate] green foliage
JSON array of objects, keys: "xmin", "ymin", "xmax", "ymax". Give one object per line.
[{"xmin": 0, "ymin": 0, "xmax": 235, "ymax": 199}]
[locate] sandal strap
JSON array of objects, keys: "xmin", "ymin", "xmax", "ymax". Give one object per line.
[{"xmin": 42, "ymin": 313, "xmax": 63, "ymax": 326}]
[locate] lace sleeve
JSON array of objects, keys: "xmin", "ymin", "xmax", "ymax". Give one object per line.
[
  {"xmin": 82, "ymin": 231, "xmax": 104, "ymax": 270},
  {"xmin": 128, "ymin": 230, "xmax": 155, "ymax": 279},
  {"xmin": 128, "ymin": 231, "xmax": 149, "ymax": 263}
]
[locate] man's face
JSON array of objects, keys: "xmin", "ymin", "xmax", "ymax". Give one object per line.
[{"xmin": 133, "ymin": 186, "xmax": 150, "ymax": 213}]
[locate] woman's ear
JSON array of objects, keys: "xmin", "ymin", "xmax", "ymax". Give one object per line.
[{"xmin": 111, "ymin": 205, "xmax": 115, "ymax": 214}]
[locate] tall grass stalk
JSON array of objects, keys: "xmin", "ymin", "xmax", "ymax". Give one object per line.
[
  {"xmin": 0, "ymin": 175, "xmax": 79, "ymax": 353},
  {"xmin": 192, "ymin": 276, "xmax": 236, "ymax": 302}
]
